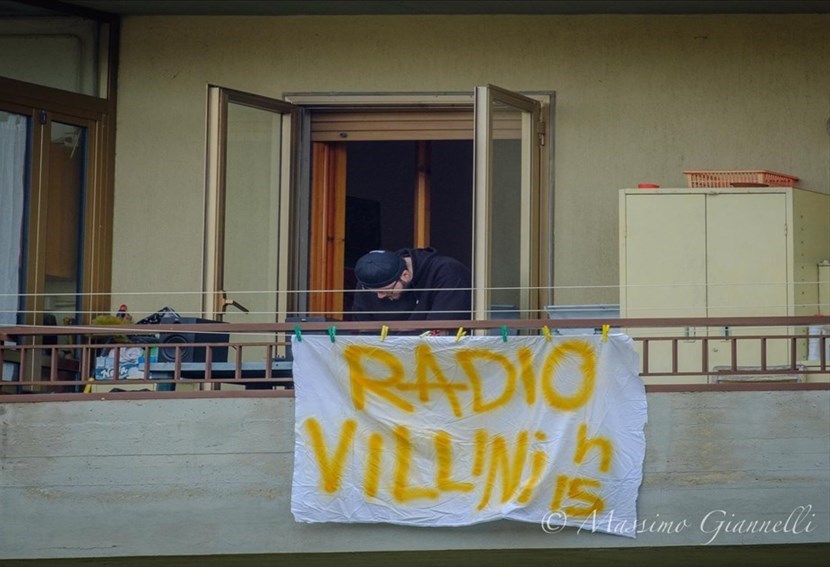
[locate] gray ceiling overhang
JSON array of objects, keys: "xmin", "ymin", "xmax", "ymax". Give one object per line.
[{"xmin": 3, "ymin": 0, "xmax": 829, "ymax": 18}]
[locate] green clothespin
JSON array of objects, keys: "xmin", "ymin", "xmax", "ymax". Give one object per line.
[
  {"xmin": 294, "ymin": 325, "xmax": 302, "ymax": 342},
  {"xmin": 501, "ymin": 325, "xmax": 509, "ymax": 342},
  {"xmin": 327, "ymin": 326, "xmax": 337, "ymax": 343}
]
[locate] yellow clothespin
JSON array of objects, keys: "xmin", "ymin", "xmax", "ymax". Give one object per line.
[
  {"xmin": 455, "ymin": 327, "xmax": 467, "ymax": 342},
  {"xmin": 542, "ymin": 325, "xmax": 552, "ymax": 342},
  {"xmin": 380, "ymin": 325, "xmax": 389, "ymax": 342},
  {"xmin": 83, "ymin": 377, "xmax": 94, "ymax": 394},
  {"xmin": 601, "ymin": 324, "xmax": 610, "ymax": 343}
]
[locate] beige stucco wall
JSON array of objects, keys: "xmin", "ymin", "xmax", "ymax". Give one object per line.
[{"xmin": 113, "ymin": 14, "xmax": 830, "ymax": 315}]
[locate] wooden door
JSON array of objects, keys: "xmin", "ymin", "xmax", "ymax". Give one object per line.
[{"xmin": 308, "ymin": 142, "xmax": 347, "ymax": 318}]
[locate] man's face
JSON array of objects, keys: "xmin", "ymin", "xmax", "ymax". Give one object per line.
[{"xmin": 372, "ymin": 269, "xmax": 411, "ymax": 301}]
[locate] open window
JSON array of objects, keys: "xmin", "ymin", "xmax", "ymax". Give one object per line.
[
  {"xmin": 204, "ymin": 86, "xmax": 298, "ymax": 326},
  {"xmin": 473, "ymin": 86, "xmax": 542, "ymax": 320},
  {"xmin": 206, "ymin": 86, "xmax": 551, "ymax": 324},
  {"xmin": 292, "ymin": 87, "xmax": 548, "ymax": 321}
]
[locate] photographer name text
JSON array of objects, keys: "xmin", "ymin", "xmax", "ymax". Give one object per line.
[{"xmin": 541, "ymin": 504, "xmax": 818, "ymax": 544}]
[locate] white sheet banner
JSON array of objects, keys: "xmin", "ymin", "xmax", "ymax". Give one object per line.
[{"xmin": 291, "ymin": 334, "xmax": 647, "ymax": 536}]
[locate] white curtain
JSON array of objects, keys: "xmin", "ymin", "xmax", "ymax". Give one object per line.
[{"xmin": 0, "ymin": 112, "xmax": 27, "ymax": 327}]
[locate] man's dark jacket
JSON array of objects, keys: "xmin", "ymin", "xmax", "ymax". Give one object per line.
[{"xmin": 350, "ymin": 248, "xmax": 471, "ymax": 321}]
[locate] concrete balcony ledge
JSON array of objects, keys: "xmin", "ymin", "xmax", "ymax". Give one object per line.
[{"xmin": 0, "ymin": 390, "xmax": 828, "ymax": 561}]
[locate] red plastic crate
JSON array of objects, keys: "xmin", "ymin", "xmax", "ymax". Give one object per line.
[{"xmin": 683, "ymin": 170, "xmax": 798, "ymax": 188}]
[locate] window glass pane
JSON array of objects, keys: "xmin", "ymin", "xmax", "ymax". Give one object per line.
[
  {"xmin": 474, "ymin": 86, "xmax": 539, "ymax": 321},
  {"xmin": 489, "ymin": 103, "xmax": 523, "ymax": 312},
  {"xmin": 43, "ymin": 121, "xmax": 86, "ymax": 326},
  {"xmin": 223, "ymin": 102, "xmax": 283, "ymax": 325},
  {"xmin": 0, "ymin": 17, "xmax": 100, "ymax": 95},
  {"xmin": 0, "ymin": 111, "xmax": 29, "ymax": 326}
]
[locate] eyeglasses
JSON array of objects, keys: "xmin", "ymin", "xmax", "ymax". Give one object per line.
[{"xmin": 366, "ymin": 278, "xmax": 403, "ymax": 299}]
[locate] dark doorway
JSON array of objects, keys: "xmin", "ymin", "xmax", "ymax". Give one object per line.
[
  {"xmin": 344, "ymin": 140, "xmax": 473, "ymax": 269},
  {"xmin": 309, "ymin": 139, "xmax": 473, "ymax": 319}
]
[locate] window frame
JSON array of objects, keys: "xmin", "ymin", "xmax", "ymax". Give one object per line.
[
  {"xmin": 203, "ymin": 85, "xmax": 300, "ymax": 322},
  {"xmin": 285, "ymin": 91, "xmax": 556, "ymax": 317},
  {"xmin": 0, "ymin": 76, "xmax": 113, "ymax": 326}
]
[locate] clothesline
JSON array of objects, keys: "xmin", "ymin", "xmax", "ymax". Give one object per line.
[{"xmin": 0, "ymin": 279, "xmax": 823, "ymax": 298}]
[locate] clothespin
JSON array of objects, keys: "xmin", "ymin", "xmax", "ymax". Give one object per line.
[
  {"xmin": 293, "ymin": 325, "xmax": 303, "ymax": 342},
  {"xmin": 601, "ymin": 324, "xmax": 610, "ymax": 343},
  {"xmin": 327, "ymin": 326, "xmax": 337, "ymax": 343},
  {"xmin": 83, "ymin": 377, "xmax": 94, "ymax": 394},
  {"xmin": 542, "ymin": 325, "xmax": 552, "ymax": 342},
  {"xmin": 455, "ymin": 327, "xmax": 467, "ymax": 342},
  {"xmin": 380, "ymin": 325, "xmax": 389, "ymax": 342},
  {"xmin": 501, "ymin": 325, "xmax": 509, "ymax": 342}
]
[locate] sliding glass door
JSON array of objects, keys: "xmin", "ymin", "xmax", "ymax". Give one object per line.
[
  {"xmin": 1, "ymin": 86, "xmax": 108, "ymax": 388},
  {"xmin": 1, "ymin": 75, "xmax": 111, "ymax": 334},
  {"xmin": 0, "ymin": 110, "xmax": 94, "ymax": 328},
  {"xmin": 42, "ymin": 119, "xmax": 88, "ymax": 327}
]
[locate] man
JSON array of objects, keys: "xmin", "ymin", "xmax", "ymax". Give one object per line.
[{"xmin": 350, "ymin": 248, "xmax": 471, "ymax": 322}]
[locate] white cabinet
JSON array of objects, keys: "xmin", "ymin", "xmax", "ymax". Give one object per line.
[{"xmin": 619, "ymin": 187, "xmax": 830, "ymax": 382}]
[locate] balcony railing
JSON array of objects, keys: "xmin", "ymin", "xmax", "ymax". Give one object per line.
[{"xmin": 1, "ymin": 315, "xmax": 827, "ymax": 401}]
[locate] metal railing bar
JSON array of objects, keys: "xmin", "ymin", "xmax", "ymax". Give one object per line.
[
  {"xmin": 265, "ymin": 345, "xmax": 273, "ymax": 380},
  {"xmin": 205, "ymin": 346, "xmax": 213, "ymax": 381},
  {"xmin": 2, "ymin": 316, "xmax": 828, "ymax": 401},
  {"xmin": 49, "ymin": 348, "xmax": 58, "ymax": 382},
  {"xmin": 790, "ymin": 337, "xmax": 798, "ymax": 371},
  {"xmin": 701, "ymin": 337, "xmax": 709, "ymax": 374},
  {"xmin": 3, "ymin": 315, "xmax": 828, "ymax": 337},
  {"xmin": 12, "ymin": 390, "xmax": 297, "ymax": 402},
  {"xmin": 671, "ymin": 339, "xmax": 678, "ymax": 375},
  {"xmin": 761, "ymin": 338, "xmax": 767, "ymax": 372},
  {"xmin": 235, "ymin": 346, "xmax": 243, "ymax": 380}
]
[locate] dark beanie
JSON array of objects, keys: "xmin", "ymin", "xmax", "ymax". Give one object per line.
[{"xmin": 355, "ymin": 250, "xmax": 406, "ymax": 288}]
